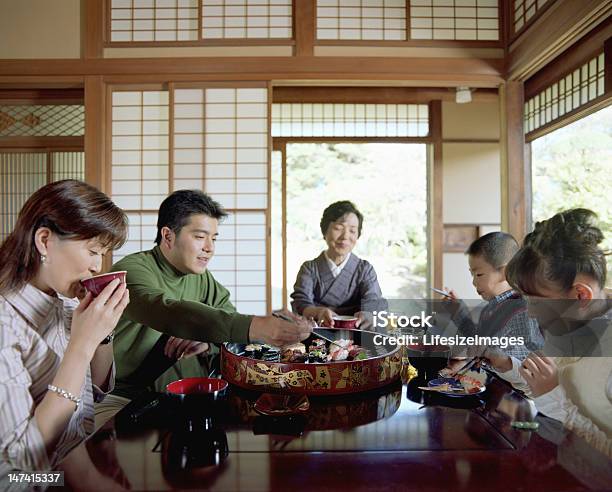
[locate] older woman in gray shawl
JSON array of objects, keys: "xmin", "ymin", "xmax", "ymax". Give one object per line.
[{"xmin": 291, "ymin": 201, "xmax": 387, "ymax": 327}]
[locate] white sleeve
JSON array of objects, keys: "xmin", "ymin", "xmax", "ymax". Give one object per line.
[
  {"xmin": 534, "ymin": 381, "xmax": 612, "ymax": 459},
  {"xmin": 494, "ymin": 356, "xmax": 531, "ymax": 393}
]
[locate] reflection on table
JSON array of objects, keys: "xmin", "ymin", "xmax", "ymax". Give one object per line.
[{"xmin": 74, "ymin": 373, "xmax": 611, "ymax": 491}]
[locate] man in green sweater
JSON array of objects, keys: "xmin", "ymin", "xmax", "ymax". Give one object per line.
[{"xmin": 94, "ymin": 190, "xmax": 311, "ymax": 424}]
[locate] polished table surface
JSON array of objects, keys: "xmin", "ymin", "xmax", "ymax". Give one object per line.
[{"xmin": 80, "ymin": 374, "xmax": 612, "ymax": 491}]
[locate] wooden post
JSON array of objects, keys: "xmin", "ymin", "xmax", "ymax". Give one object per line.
[
  {"xmin": 500, "ymin": 81, "xmax": 528, "ymax": 242},
  {"xmin": 430, "ymin": 100, "xmax": 443, "ymax": 290},
  {"xmin": 84, "ymin": 76, "xmax": 106, "ymax": 192},
  {"xmin": 84, "ymin": 75, "xmax": 112, "ymax": 270},
  {"xmin": 294, "ymin": 0, "xmax": 315, "ymax": 57},
  {"xmin": 83, "ymin": 0, "xmax": 105, "ymax": 59}
]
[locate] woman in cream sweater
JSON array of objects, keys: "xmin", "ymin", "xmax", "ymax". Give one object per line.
[{"xmin": 482, "ymin": 208, "xmax": 611, "ymax": 457}]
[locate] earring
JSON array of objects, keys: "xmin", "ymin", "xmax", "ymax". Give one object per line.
[{"xmin": 40, "ymin": 254, "xmax": 47, "ymax": 263}]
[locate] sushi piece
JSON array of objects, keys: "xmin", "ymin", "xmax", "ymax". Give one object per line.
[
  {"xmin": 244, "ymin": 343, "xmax": 264, "ymax": 358},
  {"xmin": 280, "ymin": 349, "xmax": 307, "ymax": 363},
  {"xmin": 308, "ymin": 349, "xmax": 326, "ymax": 363},
  {"xmin": 329, "ymin": 346, "xmax": 349, "ymax": 361},
  {"xmin": 283, "ymin": 342, "xmax": 306, "ymax": 353},
  {"xmin": 310, "ymin": 339, "xmax": 326, "ymax": 350},
  {"xmin": 348, "ymin": 347, "xmax": 367, "ymax": 360}
]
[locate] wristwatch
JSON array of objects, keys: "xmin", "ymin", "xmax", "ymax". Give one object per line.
[{"xmin": 100, "ymin": 331, "xmax": 115, "ymax": 345}]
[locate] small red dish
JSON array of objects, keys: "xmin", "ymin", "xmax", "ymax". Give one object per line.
[
  {"xmin": 332, "ymin": 315, "xmax": 359, "ymax": 329},
  {"xmin": 254, "ymin": 393, "xmax": 310, "ymax": 416},
  {"xmin": 80, "ymin": 271, "xmax": 126, "ymax": 297},
  {"xmin": 166, "ymin": 377, "xmax": 228, "ymax": 400}
]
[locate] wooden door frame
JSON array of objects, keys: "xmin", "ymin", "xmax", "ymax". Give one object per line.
[{"xmin": 272, "ymin": 135, "xmax": 439, "ymax": 308}]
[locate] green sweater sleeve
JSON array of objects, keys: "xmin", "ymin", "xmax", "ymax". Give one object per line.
[{"xmin": 117, "ymin": 261, "xmax": 252, "ymax": 344}]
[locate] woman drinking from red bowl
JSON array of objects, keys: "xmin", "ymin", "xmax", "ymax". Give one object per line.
[{"xmin": 0, "ymin": 180, "xmax": 129, "ymax": 489}]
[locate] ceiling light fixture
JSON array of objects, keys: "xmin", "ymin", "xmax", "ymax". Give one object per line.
[{"xmin": 455, "ymin": 86, "xmax": 472, "ymax": 104}]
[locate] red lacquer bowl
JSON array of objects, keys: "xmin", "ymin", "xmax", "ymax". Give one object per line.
[
  {"xmin": 166, "ymin": 377, "xmax": 228, "ymax": 400},
  {"xmin": 332, "ymin": 315, "xmax": 359, "ymax": 329},
  {"xmin": 80, "ymin": 271, "xmax": 126, "ymax": 297}
]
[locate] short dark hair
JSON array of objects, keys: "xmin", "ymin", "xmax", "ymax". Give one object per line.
[
  {"xmin": 466, "ymin": 232, "xmax": 519, "ymax": 269},
  {"xmin": 506, "ymin": 208, "xmax": 607, "ymax": 294},
  {"xmin": 320, "ymin": 200, "xmax": 364, "ymax": 237},
  {"xmin": 155, "ymin": 190, "xmax": 228, "ymax": 245}
]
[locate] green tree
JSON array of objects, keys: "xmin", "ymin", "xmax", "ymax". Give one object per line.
[{"xmin": 532, "ymin": 105, "xmax": 612, "ymax": 285}]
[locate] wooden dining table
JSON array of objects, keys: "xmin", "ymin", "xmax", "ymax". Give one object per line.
[{"xmin": 78, "ymin": 372, "xmax": 611, "ymax": 491}]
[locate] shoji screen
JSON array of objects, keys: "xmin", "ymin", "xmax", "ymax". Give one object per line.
[
  {"xmin": 0, "ymin": 152, "xmax": 47, "ymax": 242},
  {"xmin": 173, "ymin": 87, "xmax": 268, "ymax": 314},
  {"xmin": 0, "ymin": 151, "xmax": 85, "ymax": 242},
  {"xmin": 110, "ymin": 85, "xmax": 269, "ymax": 315}
]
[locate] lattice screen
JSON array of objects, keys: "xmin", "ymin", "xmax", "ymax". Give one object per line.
[
  {"xmin": 113, "ymin": 211, "xmax": 158, "ymax": 261},
  {"xmin": 202, "ymin": 0, "xmax": 293, "ymax": 39},
  {"xmin": 110, "ymin": 86, "xmax": 269, "ymax": 314},
  {"xmin": 173, "ymin": 88, "xmax": 268, "ymax": 208},
  {"xmin": 316, "ymin": 0, "xmax": 406, "ymax": 41},
  {"xmin": 0, "ymin": 153, "xmax": 47, "ymax": 242},
  {"xmin": 111, "ymin": 90, "xmax": 170, "ymax": 211},
  {"xmin": 0, "ymin": 152, "xmax": 85, "ymax": 242},
  {"xmin": 52, "ymin": 152, "xmax": 85, "ymax": 181},
  {"xmin": 525, "ymin": 53, "xmax": 605, "ymax": 134},
  {"xmin": 271, "ymin": 103, "xmax": 429, "ymax": 137},
  {"xmin": 213, "ymin": 211, "xmax": 267, "ymax": 314},
  {"xmin": 513, "ymin": 0, "xmax": 551, "ymax": 33},
  {"xmin": 409, "ymin": 0, "xmax": 498, "ymax": 41},
  {"xmin": 110, "ymin": 0, "xmax": 199, "ymax": 42},
  {"xmin": 0, "ymin": 105, "xmax": 84, "ymax": 137}
]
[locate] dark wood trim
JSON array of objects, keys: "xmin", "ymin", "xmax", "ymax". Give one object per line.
[
  {"xmin": 273, "ymin": 136, "xmax": 433, "ymax": 144},
  {"xmin": 84, "ymin": 0, "xmax": 105, "ymax": 59},
  {"xmin": 168, "ymin": 82, "xmax": 175, "ymax": 193},
  {"xmin": 294, "ymin": 0, "xmax": 315, "ymax": 57},
  {"xmin": 604, "ymin": 35, "xmax": 612, "ymax": 93},
  {"xmin": 0, "ymin": 146, "xmax": 83, "ymax": 153},
  {"xmin": 525, "ymin": 94, "xmax": 612, "ymax": 142},
  {"xmin": 315, "ymin": 39, "xmax": 504, "ymax": 48},
  {"xmin": 500, "ymin": 81, "xmax": 527, "ymax": 242},
  {"xmin": 0, "ymin": 136, "xmax": 84, "ymax": 148},
  {"xmin": 279, "ymin": 142, "xmax": 287, "ymax": 310},
  {"xmin": 500, "ymin": 0, "xmax": 510, "ymax": 52},
  {"xmin": 272, "ymin": 87, "xmax": 499, "ymax": 104},
  {"xmin": 197, "ymin": 0, "xmax": 203, "ymax": 44},
  {"xmin": 266, "ymin": 81, "xmax": 273, "ymax": 313},
  {"xmin": 46, "ymin": 150, "xmax": 53, "ymax": 183},
  {"xmin": 84, "ymin": 76, "xmax": 106, "ymax": 190},
  {"xmin": 0, "ymin": 77, "xmax": 85, "ymax": 88},
  {"xmin": 104, "ymin": 39, "xmax": 295, "ymax": 48},
  {"xmin": 524, "ymin": 17, "xmax": 612, "ymax": 99},
  {"xmin": 430, "ymin": 100, "xmax": 443, "ymax": 291},
  {"xmin": 0, "ymin": 57, "xmax": 504, "ymax": 86},
  {"xmin": 507, "ymin": 0, "xmax": 611, "ymax": 80},
  {"xmin": 524, "ymin": 143, "xmax": 533, "ymax": 234},
  {"xmin": 0, "ymin": 89, "xmax": 84, "ymax": 104}
]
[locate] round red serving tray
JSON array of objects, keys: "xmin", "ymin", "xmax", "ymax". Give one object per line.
[{"xmin": 221, "ymin": 328, "xmax": 402, "ymax": 395}]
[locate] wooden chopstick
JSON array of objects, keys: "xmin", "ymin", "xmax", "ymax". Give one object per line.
[{"xmin": 312, "ymin": 329, "xmax": 345, "ymax": 350}]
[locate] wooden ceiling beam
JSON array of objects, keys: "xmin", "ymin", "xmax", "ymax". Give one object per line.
[
  {"xmin": 0, "ymin": 56, "xmax": 504, "ymax": 86},
  {"xmin": 507, "ymin": 0, "xmax": 612, "ymax": 81},
  {"xmin": 0, "ymin": 88, "xmax": 84, "ymax": 104},
  {"xmin": 524, "ymin": 16, "xmax": 612, "ymax": 99},
  {"xmin": 272, "ymin": 86, "xmax": 499, "ymax": 103}
]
